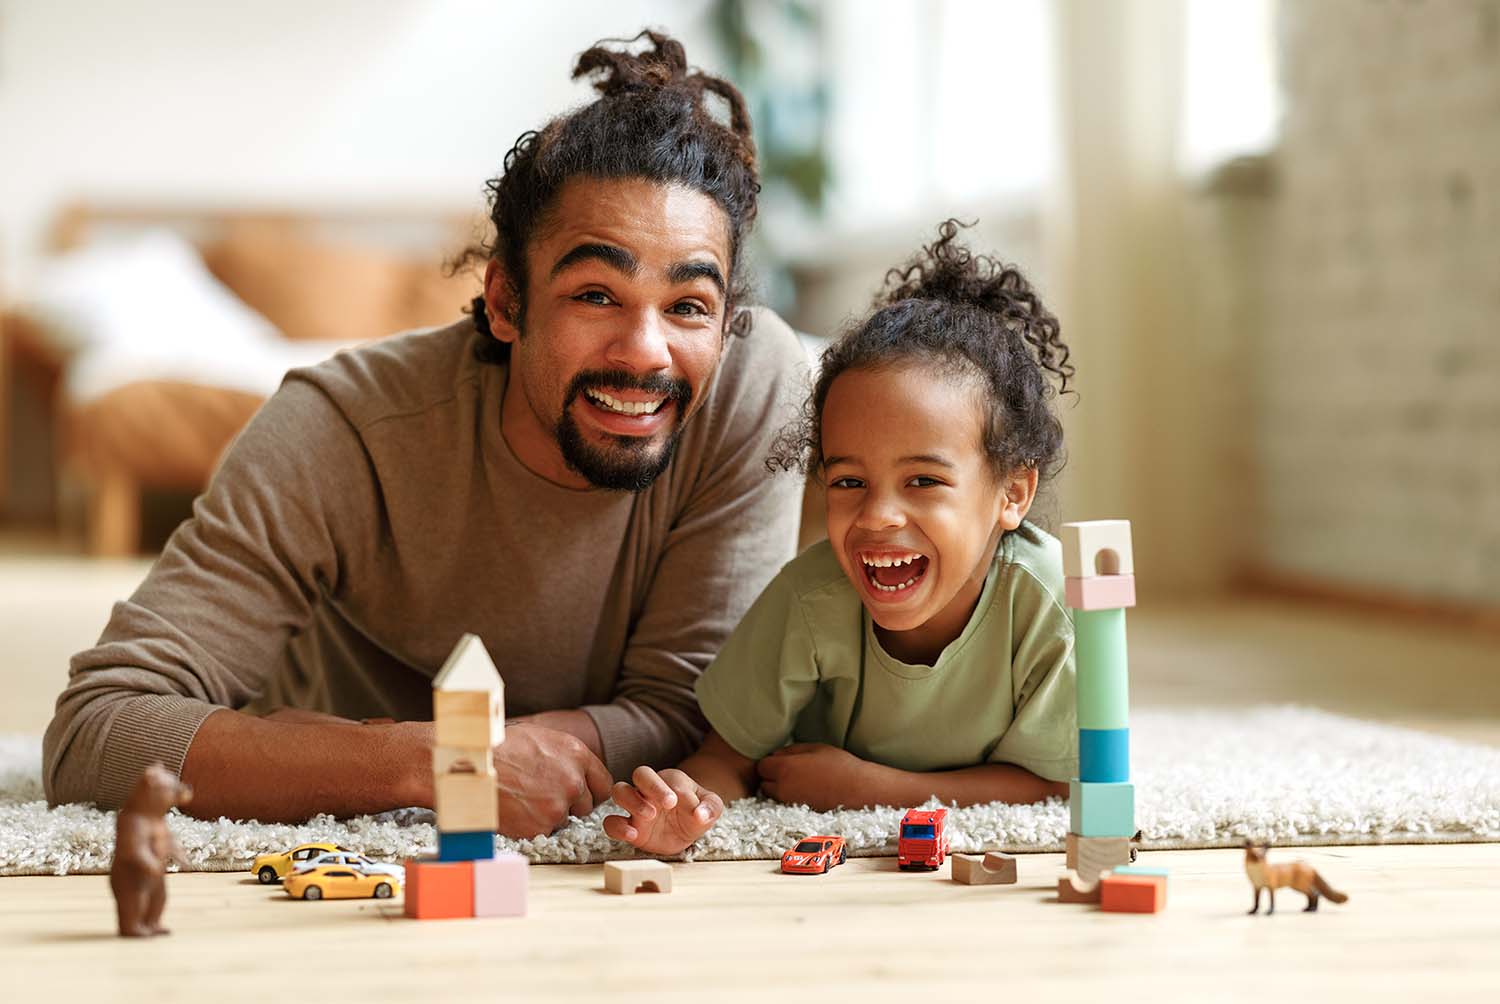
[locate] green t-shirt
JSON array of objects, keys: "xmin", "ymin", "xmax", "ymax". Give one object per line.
[{"xmin": 695, "ymin": 521, "xmax": 1079, "ymax": 782}]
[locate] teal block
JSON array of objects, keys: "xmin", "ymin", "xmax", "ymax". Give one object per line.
[
  {"xmin": 437, "ymin": 830, "xmax": 494, "ymax": 862},
  {"xmin": 1108, "ymin": 865, "xmax": 1169, "ymax": 877},
  {"xmin": 1079, "ymin": 727, "xmax": 1130, "ymax": 783},
  {"xmin": 1069, "ymin": 779, "xmax": 1135, "ymax": 837},
  {"xmin": 1074, "ymin": 608, "xmax": 1129, "ymax": 730}
]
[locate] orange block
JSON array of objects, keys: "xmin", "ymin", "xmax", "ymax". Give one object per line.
[
  {"xmin": 1100, "ymin": 872, "xmax": 1166, "ymax": 913},
  {"xmin": 404, "ymin": 859, "xmax": 474, "ymax": 920}
]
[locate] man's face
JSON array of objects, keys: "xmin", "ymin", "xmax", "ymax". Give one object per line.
[{"xmin": 487, "ymin": 177, "xmax": 732, "ymax": 492}]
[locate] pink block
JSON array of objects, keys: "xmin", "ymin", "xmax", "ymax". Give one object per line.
[
  {"xmin": 1065, "ymin": 575, "xmax": 1136, "ymax": 610},
  {"xmin": 473, "ymin": 852, "xmax": 528, "ymax": 917}
]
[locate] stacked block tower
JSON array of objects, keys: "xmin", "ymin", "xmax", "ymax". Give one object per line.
[
  {"xmin": 1061, "ymin": 520, "xmax": 1138, "ymax": 879},
  {"xmin": 404, "ymin": 633, "xmax": 528, "ymax": 919}
]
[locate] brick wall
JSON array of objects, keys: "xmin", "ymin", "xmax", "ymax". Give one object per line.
[{"xmin": 1258, "ymin": 0, "xmax": 1500, "ymax": 603}]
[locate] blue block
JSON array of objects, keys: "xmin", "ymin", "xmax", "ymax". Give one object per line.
[
  {"xmin": 1069, "ymin": 779, "xmax": 1135, "ymax": 837},
  {"xmin": 1108, "ymin": 865, "xmax": 1169, "ymax": 877},
  {"xmin": 437, "ymin": 830, "xmax": 494, "ymax": 862},
  {"xmin": 1079, "ymin": 727, "xmax": 1130, "ymax": 783}
]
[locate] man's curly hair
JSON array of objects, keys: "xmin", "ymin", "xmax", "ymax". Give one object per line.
[
  {"xmin": 770, "ymin": 219, "xmax": 1075, "ymax": 495},
  {"xmin": 453, "ymin": 30, "xmax": 761, "ymax": 361}
]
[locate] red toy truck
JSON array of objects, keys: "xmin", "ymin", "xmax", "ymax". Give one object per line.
[{"xmin": 897, "ymin": 808, "xmax": 950, "ymax": 870}]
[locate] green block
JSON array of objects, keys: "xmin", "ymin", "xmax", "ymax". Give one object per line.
[
  {"xmin": 1108, "ymin": 865, "xmax": 1168, "ymax": 877},
  {"xmin": 1069, "ymin": 779, "xmax": 1135, "ymax": 837},
  {"xmin": 1074, "ymin": 608, "xmax": 1129, "ymax": 730}
]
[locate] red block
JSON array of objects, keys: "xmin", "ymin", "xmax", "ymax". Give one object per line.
[
  {"xmin": 404, "ymin": 859, "xmax": 474, "ymax": 920},
  {"xmin": 1100, "ymin": 872, "xmax": 1166, "ymax": 913},
  {"xmin": 1065, "ymin": 575, "xmax": 1137, "ymax": 611},
  {"xmin": 473, "ymin": 853, "xmax": 528, "ymax": 917}
]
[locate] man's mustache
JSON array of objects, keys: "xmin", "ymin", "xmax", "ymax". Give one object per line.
[{"xmin": 566, "ymin": 370, "xmax": 692, "ymax": 410}]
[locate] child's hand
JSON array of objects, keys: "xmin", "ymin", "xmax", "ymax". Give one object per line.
[
  {"xmin": 757, "ymin": 743, "xmax": 874, "ymax": 811},
  {"xmin": 601, "ymin": 766, "xmax": 726, "ymax": 856}
]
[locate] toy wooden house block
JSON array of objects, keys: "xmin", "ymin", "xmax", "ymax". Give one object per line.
[{"xmin": 432, "ymin": 633, "xmax": 505, "ymax": 835}]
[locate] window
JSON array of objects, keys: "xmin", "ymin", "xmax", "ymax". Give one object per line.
[{"xmin": 822, "ymin": 0, "xmax": 1054, "ymax": 227}]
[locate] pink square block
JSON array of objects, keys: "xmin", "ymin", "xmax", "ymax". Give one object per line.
[
  {"xmin": 473, "ymin": 852, "xmax": 528, "ymax": 917},
  {"xmin": 1065, "ymin": 574, "xmax": 1136, "ymax": 610}
]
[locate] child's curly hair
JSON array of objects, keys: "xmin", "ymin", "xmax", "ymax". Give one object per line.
[{"xmin": 771, "ymin": 219, "xmax": 1075, "ymax": 494}]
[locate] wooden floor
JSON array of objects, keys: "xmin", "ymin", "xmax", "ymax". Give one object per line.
[
  {"xmin": 2, "ymin": 550, "xmax": 1499, "ymax": 999},
  {"xmin": 8, "ymin": 845, "xmax": 1500, "ymax": 1000}
]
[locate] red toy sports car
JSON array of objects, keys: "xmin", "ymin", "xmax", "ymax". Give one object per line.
[{"xmin": 781, "ymin": 835, "xmax": 847, "ymax": 875}]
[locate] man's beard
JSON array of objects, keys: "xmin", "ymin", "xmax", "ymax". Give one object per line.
[{"xmin": 556, "ymin": 369, "xmax": 693, "ymax": 493}]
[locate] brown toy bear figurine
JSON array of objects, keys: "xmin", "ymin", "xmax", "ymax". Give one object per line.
[{"xmin": 110, "ymin": 763, "xmax": 194, "ymax": 937}]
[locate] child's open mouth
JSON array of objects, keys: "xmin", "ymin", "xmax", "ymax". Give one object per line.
[{"xmin": 861, "ymin": 552, "xmax": 930, "ymax": 596}]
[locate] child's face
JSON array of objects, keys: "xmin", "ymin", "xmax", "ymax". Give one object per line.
[{"xmin": 821, "ymin": 362, "xmax": 1035, "ymax": 660}]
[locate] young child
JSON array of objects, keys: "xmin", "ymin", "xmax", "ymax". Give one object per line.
[{"xmin": 603, "ymin": 221, "xmax": 1078, "ymax": 855}]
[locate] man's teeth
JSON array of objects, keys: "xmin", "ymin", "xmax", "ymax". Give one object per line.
[
  {"xmin": 586, "ymin": 389, "xmax": 666, "ymax": 416},
  {"xmin": 872, "ymin": 575, "xmax": 919, "ymax": 592}
]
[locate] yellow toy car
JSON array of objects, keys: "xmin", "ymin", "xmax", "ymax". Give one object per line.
[
  {"xmin": 283, "ymin": 865, "xmax": 401, "ymax": 901},
  {"xmin": 250, "ymin": 842, "xmax": 346, "ymax": 884}
]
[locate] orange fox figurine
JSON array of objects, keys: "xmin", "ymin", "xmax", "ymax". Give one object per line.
[{"xmin": 1244, "ymin": 841, "xmax": 1348, "ymax": 915}]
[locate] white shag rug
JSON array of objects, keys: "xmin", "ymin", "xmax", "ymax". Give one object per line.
[{"xmin": 4, "ymin": 705, "xmax": 1498, "ymax": 876}]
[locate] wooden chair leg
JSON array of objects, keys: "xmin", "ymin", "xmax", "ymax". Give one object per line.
[{"xmin": 89, "ymin": 469, "xmax": 140, "ymax": 557}]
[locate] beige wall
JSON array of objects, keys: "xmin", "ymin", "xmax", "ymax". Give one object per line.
[{"xmin": 1255, "ymin": 0, "xmax": 1500, "ymax": 604}]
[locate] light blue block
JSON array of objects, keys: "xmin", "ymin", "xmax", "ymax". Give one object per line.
[
  {"xmin": 1069, "ymin": 779, "xmax": 1135, "ymax": 837},
  {"xmin": 437, "ymin": 830, "xmax": 494, "ymax": 862},
  {"xmin": 1079, "ymin": 727, "xmax": 1130, "ymax": 783},
  {"xmin": 1108, "ymin": 865, "xmax": 1169, "ymax": 877}
]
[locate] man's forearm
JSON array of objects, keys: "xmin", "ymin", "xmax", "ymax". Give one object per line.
[
  {"xmin": 179, "ymin": 709, "xmax": 433, "ymax": 823},
  {"xmin": 515, "ymin": 709, "xmax": 603, "ymax": 758},
  {"xmin": 853, "ymin": 761, "xmax": 1070, "ymax": 809}
]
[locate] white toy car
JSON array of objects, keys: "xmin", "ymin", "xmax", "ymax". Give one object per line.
[{"xmin": 291, "ymin": 851, "xmax": 405, "ymax": 880}]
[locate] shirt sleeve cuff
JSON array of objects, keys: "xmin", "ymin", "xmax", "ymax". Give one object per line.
[
  {"xmin": 582, "ymin": 702, "xmax": 665, "ymax": 781},
  {"xmin": 95, "ymin": 695, "xmax": 223, "ymax": 810}
]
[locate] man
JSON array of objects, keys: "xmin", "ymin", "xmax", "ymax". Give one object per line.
[{"xmin": 42, "ymin": 31, "xmax": 806, "ymax": 838}]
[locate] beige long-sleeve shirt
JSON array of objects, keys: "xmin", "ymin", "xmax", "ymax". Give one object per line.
[{"xmin": 43, "ymin": 310, "xmax": 807, "ymax": 809}]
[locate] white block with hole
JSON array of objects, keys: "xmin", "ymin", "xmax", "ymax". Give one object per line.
[
  {"xmin": 1061, "ymin": 520, "xmax": 1135, "ymax": 579},
  {"xmin": 604, "ymin": 859, "xmax": 673, "ymax": 895}
]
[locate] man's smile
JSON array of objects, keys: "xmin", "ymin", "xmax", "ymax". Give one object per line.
[{"xmin": 584, "ymin": 388, "xmax": 669, "ymax": 416}]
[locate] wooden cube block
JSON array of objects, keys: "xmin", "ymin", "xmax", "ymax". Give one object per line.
[
  {"xmin": 473, "ymin": 853, "xmax": 528, "ymax": 918},
  {"xmin": 1069, "ymin": 780, "xmax": 1135, "ymax": 837},
  {"xmin": 1066, "ymin": 833, "xmax": 1135, "ymax": 881},
  {"xmin": 951, "ymin": 851, "xmax": 1018, "ymax": 885},
  {"xmin": 1057, "ymin": 870, "xmax": 1101, "ymax": 904},
  {"xmin": 1100, "ymin": 872, "xmax": 1166, "ymax": 913},
  {"xmin": 404, "ymin": 859, "xmax": 474, "ymax": 920},
  {"xmin": 603, "ymin": 859, "xmax": 673, "ymax": 895},
  {"xmin": 437, "ymin": 830, "xmax": 494, "ymax": 862},
  {"xmin": 1065, "ymin": 574, "xmax": 1137, "ymax": 611},
  {"xmin": 435, "ymin": 772, "xmax": 498, "ymax": 832},
  {"xmin": 434, "ymin": 690, "xmax": 503, "ymax": 748},
  {"xmin": 1079, "ymin": 727, "xmax": 1130, "ymax": 784},
  {"xmin": 434, "ymin": 745, "xmax": 494, "ymax": 776},
  {"xmin": 1061, "ymin": 520, "xmax": 1134, "ymax": 578}
]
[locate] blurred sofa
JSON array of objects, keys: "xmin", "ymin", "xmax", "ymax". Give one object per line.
[{"xmin": 1, "ymin": 205, "xmax": 480, "ymax": 555}]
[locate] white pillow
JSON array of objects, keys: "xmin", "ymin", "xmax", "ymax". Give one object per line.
[{"xmin": 20, "ymin": 229, "xmax": 279, "ymax": 356}]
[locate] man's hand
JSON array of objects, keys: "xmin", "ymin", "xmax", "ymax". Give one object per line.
[
  {"xmin": 491, "ymin": 723, "xmax": 612, "ymax": 839},
  {"xmin": 756, "ymin": 743, "xmax": 876, "ymax": 811},
  {"xmin": 601, "ymin": 766, "xmax": 724, "ymax": 855}
]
